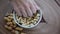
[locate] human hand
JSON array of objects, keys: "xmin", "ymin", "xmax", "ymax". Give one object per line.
[{"xmin": 11, "ymin": 0, "xmax": 40, "ymax": 17}]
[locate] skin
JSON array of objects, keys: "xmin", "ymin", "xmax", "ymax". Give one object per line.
[{"xmin": 10, "ymin": 0, "xmax": 40, "ymax": 17}]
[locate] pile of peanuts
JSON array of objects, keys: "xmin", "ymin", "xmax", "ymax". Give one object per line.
[
  {"xmin": 4, "ymin": 13, "xmax": 26, "ymax": 34},
  {"xmin": 16, "ymin": 12, "xmax": 40, "ymax": 27},
  {"xmin": 4, "ymin": 11, "xmax": 40, "ymax": 34}
]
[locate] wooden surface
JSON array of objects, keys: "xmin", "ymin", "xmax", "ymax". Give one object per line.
[{"xmin": 0, "ymin": 0, "xmax": 60, "ymax": 34}]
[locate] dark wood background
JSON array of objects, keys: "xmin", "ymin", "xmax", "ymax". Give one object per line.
[{"xmin": 0, "ymin": 0, "xmax": 60, "ymax": 34}]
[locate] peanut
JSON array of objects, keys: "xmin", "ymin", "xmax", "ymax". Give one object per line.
[
  {"xmin": 8, "ymin": 16, "xmax": 13, "ymax": 19},
  {"xmin": 21, "ymin": 32, "xmax": 26, "ymax": 34},
  {"xmin": 15, "ymin": 31, "xmax": 19, "ymax": 34},
  {"xmin": 4, "ymin": 17, "xmax": 12, "ymax": 22},
  {"xmin": 7, "ymin": 22, "xmax": 12, "ymax": 25},
  {"xmin": 15, "ymin": 27, "xmax": 23, "ymax": 31},
  {"xmin": 5, "ymin": 25, "xmax": 12, "ymax": 30}
]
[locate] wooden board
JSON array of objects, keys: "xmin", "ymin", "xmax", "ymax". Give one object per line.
[{"xmin": 0, "ymin": 0, "xmax": 60, "ymax": 34}]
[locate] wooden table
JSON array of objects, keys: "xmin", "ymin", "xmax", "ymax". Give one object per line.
[{"xmin": 0, "ymin": 0, "xmax": 60, "ymax": 34}]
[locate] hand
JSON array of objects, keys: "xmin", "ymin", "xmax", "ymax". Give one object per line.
[{"xmin": 11, "ymin": 0, "xmax": 40, "ymax": 17}]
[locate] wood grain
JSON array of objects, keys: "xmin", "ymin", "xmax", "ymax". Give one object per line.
[{"xmin": 0, "ymin": 0, "xmax": 60, "ymax": 34}]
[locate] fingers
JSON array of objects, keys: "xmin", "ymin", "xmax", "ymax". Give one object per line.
[
  {"xmin": 16, "ymin": 0, "xmax": 27, "ymax": 17},
  {"xmin": 11, "ymin": 1, "xmax": 22, "ymax": 16},
  {"xmin": 31, "ymin": 0, "xmax": 40, "ymax": 10},
  {"xmin": 11, "ymin": 0, "xmax": 39, "ymax": 17},
  {"xmin": 29, "ymin": 0, "xmax": 36, "ymax": 14},
  {"xmin": 25, "ymin": 3, "xmax": 33, "ymax": 17},
  {"xmin": 20, "ymin": 0, "xmax": 33, "ymax": 17},
  {"xmin": 20, "ymin": 5, "xmax": 28, "ymax": 17}
]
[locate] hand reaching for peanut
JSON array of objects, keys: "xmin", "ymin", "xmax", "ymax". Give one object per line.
[{"xmin": 10, "ymin": 0, "xmax": 40, "ymax": 17}]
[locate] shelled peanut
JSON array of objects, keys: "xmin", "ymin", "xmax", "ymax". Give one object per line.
[{"xmin": 4, "ymin": 13, "xmax": 26, "ymax": 34}]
